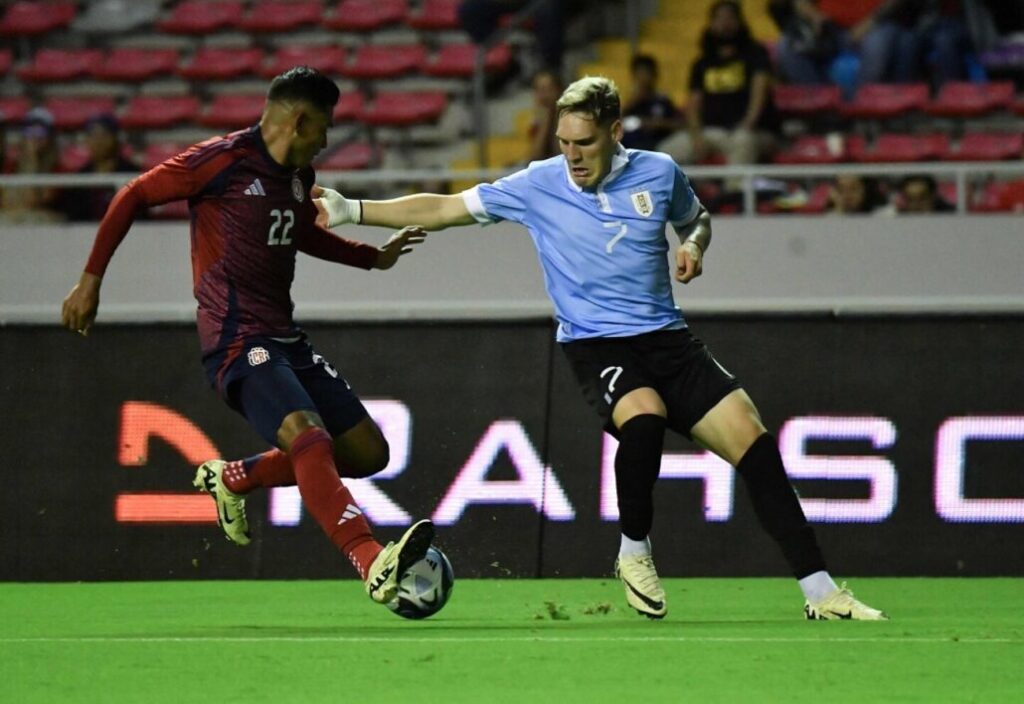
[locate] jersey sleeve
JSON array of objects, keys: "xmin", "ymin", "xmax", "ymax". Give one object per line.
[
  {"xmin": 295, "ymin": 225, "xmax": 379, "ymax": 270},
  {"xmin": 668, "ymin": 162, "xmax": 701, "ymax": 227},
  {"xmin": 461, "ymin": 167, "xmax": 531, "ymax": 225},
  {"xmin": 84, "ymin": 142, "xmax": 238, "ymax": 277}
]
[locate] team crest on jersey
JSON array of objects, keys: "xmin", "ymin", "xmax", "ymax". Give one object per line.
[
  {"xmin": 630, "ymin": 190, "xmax": 654, "ymax": 217},
  {"xmin": 247, "ymin": 347, "xmax": 270, "ymax": 366},
  {"xmin": 291, "ymin": 175, "xmax": 305, "ymax": 202}
]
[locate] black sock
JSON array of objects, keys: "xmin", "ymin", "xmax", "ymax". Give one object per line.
[
  {"xmin": 615, "ymin": 414, "xmax": 667, "ymax": 540},
  {"xmin": 735, "ymin": 433, "xmax": 827, "ymax": 579}
]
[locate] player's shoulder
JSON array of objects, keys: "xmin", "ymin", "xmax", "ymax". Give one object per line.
[
  {"xmin": 179, "ymin": 128, "xmax": 257, "ymax": 169},
  {"xmin": 626, "ymin": 148, "xmax": 680, "ymax": 178}
]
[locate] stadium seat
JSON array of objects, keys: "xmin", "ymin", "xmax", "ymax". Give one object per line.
[
  {"xmin": 326, "ymin": 0, "xmax": 407, "ymax": 31},
  {"xmin": 406, "ymin": 0, "xmax": 461, "ymax": 30},
  {"xmin": 972, "ymin": 179, "xmax": 1024, "ymax": 213},
  {"xmin": 0, "ymin": 49, "xmax": 11, "ymax": 75},
  {"xmin": 261, "ymin": 46, "xmax": 347, "ymax": 79},
  {"xmin": 846, "ymin": 133, "xmax": 949, "ymax": 162},
  {"xmin": 121, "ymin": 95, "xmax": 201, "ymax": 130},
  {"xmin": 343, "ymin": 44, "xmax": 427, "ymax": 80},
  {"xmin": 94, "ymin": 48, "xmax": 179, "ymax": 82},
  {"xmin": 423, "ymin": 43, "xmax": 512, "ymax": 78},
  {"xmin": 141, "ymin": 142, "xmax": 189, "ymax": 170},
  {"xmin": 359, "ymin": 91, "xmax": 447, "ymax": 126},
  {"xmin": 925, "ymin": 81, "xmax": 1015, "ymax": 118},
  {"xmin": 59, "ymin": 143, "xmax": 94, "ymax": 173},
  {"xmin": 1013, "ymin": 98, "xmax": 1024, "ymax": 118},
  {"xmin": 315, "ymin": 141, "xmax": 375, "ymax": 170},
  {"xmin": 179, "ymin": 47, "xmax": 264, "ymax": 81},
  {"xmin": 199, "ymin": 94, "xmax": 266, "ymax": 129},
  {"xmin": 772, "ymin": 135, "xmax": 845, "ymax": 164},
  {"xmin": 0, "ymin": 1, "xmax": 76, "ymax": 36},
  {"xmin": 333, "ymin": 91, "xmax": 366, "ymax": 122},
  {"xmin": 772, "ymin": 84, "xmax": 841, "ymax": 118},
  {"xmin": 158, "ymin": 1, "xmax": 244, "ymax": 34},
  {"xmin": 18, "ymin": 49, "xmax": 104, "ymax": 83},
  {"xmin": 0, "ymin": 96, "xmax": 32, "ymax": 122},
  {"xmin": 943, "ymin": 132, "xmax": 1024, "ymax": 161},
  {"xmin": 841, "ymin": 83, "xmax": 929, "ymax": 120},
  {"xmin": 44, "ymin": 96, "xmax": 118, "ymax": 130},
  {"xmin": 239, "ymin": 1, "xmax": 323, "ymax": 33},
  {"xmin": 797, "ymin": 182, "xmax": 833, "ymax": 214}
]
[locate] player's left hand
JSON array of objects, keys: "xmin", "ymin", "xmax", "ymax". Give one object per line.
[
  {"xmin": 675, "ymin": 241, "xmax": 703, "ymax": 284},
  {"xmin": 374, "ymin": 226, "xmax": 428, "ymax": 270}
]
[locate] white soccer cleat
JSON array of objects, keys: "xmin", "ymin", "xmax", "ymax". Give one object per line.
[
  {"xmin": 365, "ymin": 519, "xmax": 435, "ymax": 604},
  {"xmin": 615, "ymin": 554, "xmax": 667, "ymax": 619},
  {"xmin": 193, "ymin": 460, "xmax": 250, "ymax": 546},
  {"xmin": 804, "ymin": 582, "xmax": 888, "ymax": 621}
]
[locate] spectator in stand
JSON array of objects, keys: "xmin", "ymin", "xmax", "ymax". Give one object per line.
[
  {"xmin": 897, "ymin": 174, "xmax": 955, "ymax": 213},
  {"xmin": 620, "ymin": 55, "xmax": 684, "ymax": 152},
  {"xmin": 60, "ymin": 114, "xmax": 140, "ymax": 222},
  {"xmin": 0, "ymin": 111, "xmax": 9, "ymax": 173},
  {"xmin": 771, "ymin": 1, "xmax": 971, "ymax": 89},
  {"xmin": 0, "ymin": 107, "xmax": 64, "ymax": 223},
  {"xmin": 827, "ymin": 174, "xmax": 894, "ymax": 214},
  {"xmin": 660, "ymin": 0, "xmax": 779, "ymax": 166},
  {"xmin": 528, "ymin": 68, "xmax": 563, "ymax": 161},
  {"xmin": 459, "ymin": 0, "xmax": 566, "ymax": 74}
]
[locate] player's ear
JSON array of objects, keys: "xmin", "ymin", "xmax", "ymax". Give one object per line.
[{"xmin": 611, "ymin": 119, "xmax": 624, "ymax": 142}]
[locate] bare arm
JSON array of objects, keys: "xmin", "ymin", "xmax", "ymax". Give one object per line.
[
  {"xmin": 313, "ymin": 186, "xmax": 477, "ymax": 230},
  {"xmin": 672, "ymin": 205, "xmax": 711, "ymax": 284}
]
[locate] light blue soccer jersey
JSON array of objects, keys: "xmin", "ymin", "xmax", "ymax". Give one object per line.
[{"xmin": 462, "ymin": 145, "xmax": 702, "ymax": 342}]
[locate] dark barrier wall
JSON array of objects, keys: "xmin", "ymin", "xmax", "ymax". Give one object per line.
[{"xmin": 3, "ymin": 317, "xmax": 1022, "ymax": 581}]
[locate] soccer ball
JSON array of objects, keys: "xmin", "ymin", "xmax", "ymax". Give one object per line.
[{"xmin": 386, "ymin": 546, "xmax": 454, "ymax": 620}]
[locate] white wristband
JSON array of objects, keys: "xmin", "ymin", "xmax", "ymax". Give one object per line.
[{"xmin": 319, "ymin": 188, "xmax": 362, "ymax": 227}]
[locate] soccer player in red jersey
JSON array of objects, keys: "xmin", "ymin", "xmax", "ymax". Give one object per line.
[{"xmin": 61, "ymin": 67, "xmax": 434, "ymax": 605}]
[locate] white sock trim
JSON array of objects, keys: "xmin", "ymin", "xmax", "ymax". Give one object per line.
[
  {"xmin": 619, "ymin": 535, "xmax": 652, "ymax": 558},
  {"xmin": 799, "ymin": 570, "xmax": 839, "ymax": 603}
]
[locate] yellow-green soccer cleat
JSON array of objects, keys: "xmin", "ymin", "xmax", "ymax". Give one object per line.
[
  {"xmin": 193, "ymin": 460, "xmax": 251, "ymax": 546},
  {"xmin": 365, "ymin": 519, "xmax": 435, "ymax": 604},
  {"xmin": 615, "ymin": 554, "xmax": 668, "ymax": 619},
  {"xmin": 804, "ymin": 582, "xmax": 889, "ymax": 621}
]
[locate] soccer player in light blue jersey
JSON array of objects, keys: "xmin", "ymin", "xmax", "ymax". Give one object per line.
[{"xmin": 313, "ymin": 76, "xmax": 887, "ymax": 622}]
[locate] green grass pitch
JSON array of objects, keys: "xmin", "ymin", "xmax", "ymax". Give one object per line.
[{"xmin": 2, "ymin": 578, "xmax": 1021, "ymax": 703}]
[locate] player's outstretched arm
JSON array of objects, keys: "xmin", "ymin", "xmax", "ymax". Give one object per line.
[
  {"xmin": 312, "ymin": 186, "xmax": 476, "ymax": 231},
  {"xmin": 61, "ymin": 272, "xmax": 101, "ymax": 336},
  {"xmin": 374, "ymin": 226, "xmax": 428, "ymax": 270}
]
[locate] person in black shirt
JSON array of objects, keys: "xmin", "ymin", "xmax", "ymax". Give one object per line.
[
  {"xmin": 60, "ymin": 114, "xmax": 140, "ymax": 222},
  {"xmin": 620, "ymin": 54, "xmax": 683, "ymax": 152},
  {"xmin": 660, "ymin": 0, "xmax": 779, "ymax": 166},
  {"xmin": 897, "ymin": 174, "xmax": 956, "ymax": 213}
]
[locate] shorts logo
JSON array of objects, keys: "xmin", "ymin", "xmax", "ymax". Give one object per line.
[
  {"xmin": 630, "ymin": 190, "xmax": 653, "ymax": 217},
  {"xmin": 247, "ymin": 347, "xmax": 271, "ymax": 366},
  {"xmin": 291, "ymin": 175, "xmax": 305, "ymax": 202}
]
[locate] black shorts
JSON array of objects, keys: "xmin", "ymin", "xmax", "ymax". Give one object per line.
[{"xmin": 561, "ymin": 328, "xmax": 742, "ymax": 439}]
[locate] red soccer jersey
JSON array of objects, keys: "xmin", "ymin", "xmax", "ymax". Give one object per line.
[{"xmin": 85, "ymin": 126, "xmax": 378, "ymax": 359}]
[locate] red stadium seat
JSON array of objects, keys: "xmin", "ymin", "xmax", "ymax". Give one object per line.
[
  {"xmin": 179, "ymin": 47, "xmax": 264, "ymax": 81},
  {"xmin": 407, "ymin": 0, "xmax": 460, "ymax": 30},
  {"xmin": 18, "ymin": 49, "xmax": 104, "ymax": 83},
  {"xmin": 772, "ymin": 135, "xmax": 845, "ymax": 164},
  {"xmin": 1013, "ymin": 99, "xmax": 1024, "ymax": 117},
  {"xmin": 342, "ymin": 44, "xmax": 427, "ymax": 80},
  {"xmin": 315, "ymin": 141, "xmax": 375, "ymax": 170},
  {"xmin": 797, "ymin": 182, "xmax": 833, "ymax": 214},
  {"xmin": 158, "ymin": 1, "xmax": 244, "ymax": 34},
  {"xmin": 59, "ymin": 143, "xmax": 93, "ymax": 172},
  {"xmin": 44, "ymin": 96, "xmax": 118, "ymax": 131},
  {"xmin": 0, "ymin": 49, "xmax": 11, "ymax": 75},
  {"xmin": 943, "ymin": 132, "xmax": 1024, "ymax": 161},
  {"xmin": 141, "ymin": 143, "xmax": 190, "ymax": 170},
  {"xmin": 240, "ymin": 1, "xmax": 323, "ymax": 33},
  {"xmin": 972, "ymin": 179, "xmax": 1024, "ymax": 213},
  {"xmin": 261, "ymin": 46, "xmax": 347, "ymax": 78},
  {"xmin": 847, "ymin": 133, "xmax": 949, "ymax": 162},
  {"xmin": 0, "ymin": 96, "xmax": 31, "ymax": 122},
  {"xmin": 0, "ymin": 1, "xmax": 75, "ymax": 36},
  {"xmin": 94, "ymin": 48, "xmax": 179, "ymax": 82},
  {"xmin": 841, "ymin": 83, "xmax": 929, "ymax": 120},
  {"xmin": 333, "ymin": 91, "xmax": 365, "ymax": 122},
  {"xmin": 121, "ymin": 95, "xmax": 201, "ymax": 130},
  {"xmin": 423, "ymin": 43, "xmax": 512, "ymax": 78},
  {"xmin": 359, "ymin": 91, "xmax": 447, "ymax": 126},
  {"xmin": 199, "ymin": 94, "xmax": 266, "ymax": 129},
  {"xmin": 925, "ymin": 81, "xmax": 1015, "ymax": 118},
  {"xmin": 326, "ymin": 0, "xmax": 407, "ymax": 31},
  {"xmin": 772, "ymin": 84, "xmax": 841, "ymax": 118}
]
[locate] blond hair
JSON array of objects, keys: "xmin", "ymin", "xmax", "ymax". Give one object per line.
[{"xmin": 555, "ymin": 76, "xmax": 621, "ymax": 126}]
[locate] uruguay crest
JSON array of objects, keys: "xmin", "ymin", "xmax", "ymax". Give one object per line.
[{"xmin": 630, "ymin": 190, "xmax": 653, "ymax": 217}]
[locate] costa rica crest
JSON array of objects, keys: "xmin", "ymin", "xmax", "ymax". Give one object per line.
[{"xmin": 291, "ymin": 175, "xmax": 305, "ymax": 202}]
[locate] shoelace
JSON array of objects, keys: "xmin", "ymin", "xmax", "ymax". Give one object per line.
[{"xmin": 628, "ymin": 556, "xmax": 661, "ymax": 590}]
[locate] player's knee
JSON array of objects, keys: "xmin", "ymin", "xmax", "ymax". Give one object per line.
[{"xmin": 277, "ymin": 410, "xmax": 326, "ymax": 451}]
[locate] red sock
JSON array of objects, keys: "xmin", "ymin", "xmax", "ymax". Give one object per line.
[
  {"xmin": 289, "ymin": 427, "xmax": 383, "ymax": 579},
  {"xmin": 222, "ymin": 451, "xmax": 296, "ymax": 494}
]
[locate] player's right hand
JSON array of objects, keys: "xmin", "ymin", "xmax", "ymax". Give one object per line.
[
  {"xmin": 61, "ymin": 272, "xmax": 101, "ymax": 337},
  {"xmin": 312, "ymin": 185, "xmax": 361, "ymax": 228}
]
